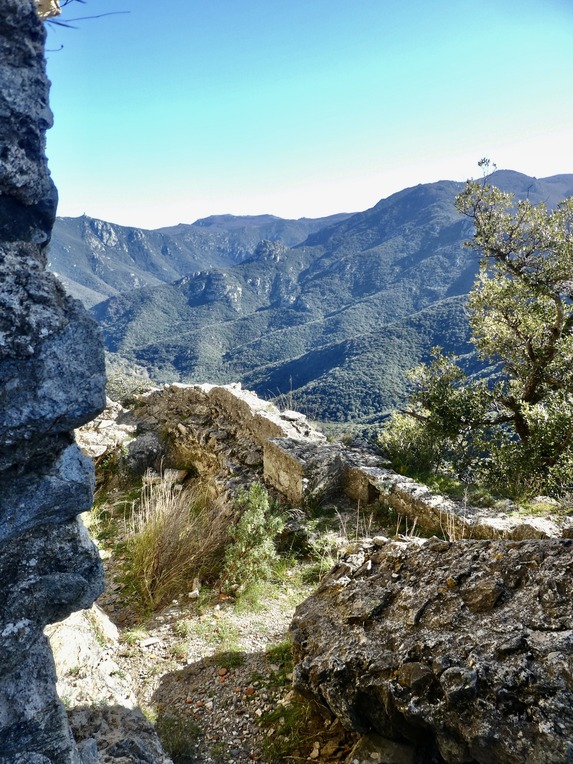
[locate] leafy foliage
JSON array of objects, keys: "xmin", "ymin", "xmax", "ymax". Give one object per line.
[
  {"xmin": 222, "ymin": 483, "xmax": 285, "ymax": 595},
  {"xmin": 383, "ymin": 164, "xmax": 573, "ymax": 498}
]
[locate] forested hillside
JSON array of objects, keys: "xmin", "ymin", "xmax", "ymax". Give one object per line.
[
  {"xmin": 48, "ymin": 212, "xmax": 351, "ymax": 308},
  {"xmin": 55, "ymin": 171, "xmax": 573, "ymax": 424}
]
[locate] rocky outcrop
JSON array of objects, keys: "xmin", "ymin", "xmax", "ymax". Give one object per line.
[
  {"xmin": 0, "ymin": 2, "xmax": 106, "ymax": 761},
  {"xmin": 46, "ymin": 606, "xmax": 173, "ymax": 764},
  {"xmin": 81, "ymin": 386, "xmax": 573, "ymax": 762},
  {"xmin": 291, "ymin": 537, "xmax": 573, "ymax": 763}
]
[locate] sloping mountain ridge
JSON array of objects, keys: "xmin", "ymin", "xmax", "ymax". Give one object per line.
[
  {"xmin": 92, "ymin": 170, "xmax": 573, "ymax": 424},
  {"xmin": 48, "ymin": 212, "xmax": 352, "ymax": 308}
]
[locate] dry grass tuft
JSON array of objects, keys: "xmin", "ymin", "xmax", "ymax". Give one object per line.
[{"xmin": 126, "ymin": 473, "xmax": 230, "ymax": 611}]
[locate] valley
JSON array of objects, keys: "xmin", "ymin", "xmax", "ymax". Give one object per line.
[{"xmin": 48, "ymin": 171, "xmax": 573, "ymax": 426}]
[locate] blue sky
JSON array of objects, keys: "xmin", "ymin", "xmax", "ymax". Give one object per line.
[{"xmin": 46, "ymin": 0, "xmax": 573, "ymax": 229}]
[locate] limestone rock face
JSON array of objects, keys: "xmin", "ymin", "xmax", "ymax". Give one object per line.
[
  {"xmin": 46, "ymin": 606, "xmax": 174, "ymax": 763},
  {"xmin": 0, "ymin": 1, "xmax": 106, "ymax": 761},
  {"xmin": 291, "ymin": 538, "xmax": 573, "ymax": 764},
  {"xmin": 0, "ymin": 1, "xmax": 57, "ymax": 240}
]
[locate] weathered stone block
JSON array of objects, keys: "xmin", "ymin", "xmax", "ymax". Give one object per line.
[
  {"xmin": 291, "ymin": 538, "xmax": 573, "ymax": 764},
  {"xmin": 264, "ymin": 438, "xmax": 343, "ymax": 504}
]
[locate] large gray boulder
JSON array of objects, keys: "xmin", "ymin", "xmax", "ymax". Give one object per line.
[
  {"xmin": 0, "ymin": 1, "xmax": 106, "ymax": 761},
  {"xmin": 291, "ymin": 537, "xmax": 573, "ymax": 763}
]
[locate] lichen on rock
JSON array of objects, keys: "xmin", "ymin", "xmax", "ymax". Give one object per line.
[
  {"xmin": 0, "ymin": 0, "xmax": 107, "ymax": 761},
  {"xmin": 291, "ymin": 537, "xmax": 573, "ymax": 763}
]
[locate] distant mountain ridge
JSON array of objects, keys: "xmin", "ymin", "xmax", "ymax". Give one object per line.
[
  {"xmin": 51, "ymin": 171, "xmax": 573, "ymax": 425},
  {"xmin": 48, "ymin": 211, "xmax": 353, "ymax": 308}
]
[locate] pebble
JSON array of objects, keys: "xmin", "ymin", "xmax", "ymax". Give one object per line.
[{"xmin": 140, "ymin": 637, "xmax": 161, "ymax": 648}]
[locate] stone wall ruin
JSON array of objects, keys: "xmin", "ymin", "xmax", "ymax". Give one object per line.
[{"xmin": 117, "ymin": 383, "xmax": 573, "ymax": 542}]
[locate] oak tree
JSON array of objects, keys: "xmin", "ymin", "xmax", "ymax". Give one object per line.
[{"xmin": 382, "ymin": 162, "xmax": 573, "ymax": 498}]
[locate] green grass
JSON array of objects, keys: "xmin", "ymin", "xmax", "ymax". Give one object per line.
[
  {"xmin": 172, "ymin": 619, "xmax": 193, "ymax": 637},
  {"xmin": 155, "ymin": 714, "xmax": 202, "ymax": 764},
  {"xmin": 266, "ymin": 639, "xmax": 292, "ymax": 666},
  {"xmin": 232, "ymin": 581, "xmax": 268, "ymax": 613},
  {"xmin": 121, "ymin": 627, "xmax": 148, "ymax": 645},
  {"xmin": 124, "ymin": 479, "xmax": 230, "ymax": 612},
  {"xmin": 191, "ymin": 616, "xmax": 242, "ymax": 651},
  {"xmin": 214, "ymin": 649, "xmax": 246, "ymax": 669},
  {"xmin": 511, "ymin": 498, "xmax": 572, "ymax": 517},
  {"xmin": 169, "ymin": 641, "xmax": 188, "ymax": 660},
  {"xmin": 265, "ymin": 639, "xmax": 293, "ymax": 687},
  {"xmin": 259, "ymin": 693, "xmax": 321, "ymax": 763}
]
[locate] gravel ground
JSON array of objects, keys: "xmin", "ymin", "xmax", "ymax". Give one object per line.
[{"xmin": 99, "ymin": 574, "xmax": 354, "ymax": 763}]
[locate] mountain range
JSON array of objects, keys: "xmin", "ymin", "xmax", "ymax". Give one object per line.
[
  {"xmin": 48, "ymin": 212, "xmax": 351, "ymax": 308},
  {"xmin": 48, "ymin": 171, "xmax": 573, "ymax": 426}
]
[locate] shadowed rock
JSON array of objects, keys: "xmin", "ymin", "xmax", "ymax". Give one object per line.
[
  {"xmin": 0, "ymin": 1, "xmax": 106, "ymax": 761},
  {"xmin": 291, "ymin": 537, "xmax": 573, "ymax": 764}
]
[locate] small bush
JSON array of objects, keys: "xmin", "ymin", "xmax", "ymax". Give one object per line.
[
  {"xmin": 155, "ymin": 714, "xmax": 201, "ymax": 764},
  {"xmin": 222, "ymin": 483, "xmax": 285, "ymax": 595},
  {"xmin": 379, "ymin": 411, "xmax": 443, "ymax": 479},
  {"xmin": 126, "ymin": 475, "xmax": 230, "ymax": 611}
]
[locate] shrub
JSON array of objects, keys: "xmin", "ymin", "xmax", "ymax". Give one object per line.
[
  {"xmin": 222, "ymin": 483, "xmax": 285, "ymax": 595},
  {"xmin": 381, "ymin": 167, "xmax": 573, "ymax": 501},
  {"xmin": 379, "ymin": 410, "xmax": 444, "ymax": 479}
]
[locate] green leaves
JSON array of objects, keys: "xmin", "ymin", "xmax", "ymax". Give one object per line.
[
  {"xmin": 381, "ymin": 349, "xmax": 490, "ymax": 480},
  {"xmin": 222, "ymin": 483, "xmax": 285, "ymax": 595},
  {"xmin": 384, "ymin": 171, "xmax": 573, "ymax": 498}
]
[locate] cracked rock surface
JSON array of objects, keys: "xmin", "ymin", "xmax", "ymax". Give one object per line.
[
  {"xmin": 291, "ymin": 537, "xmax": 573, "ymax": 764},
  {"xmin": 0, "ymin": 1, "xmax": 107, "ymax": 761}
]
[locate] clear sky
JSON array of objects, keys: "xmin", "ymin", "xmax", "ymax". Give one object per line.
[{"xmin": 45, "ymin": 0, "xmax": 573, "ymax": 229}]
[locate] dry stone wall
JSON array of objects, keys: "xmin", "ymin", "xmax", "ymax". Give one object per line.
[
  {"xmin": 127, "ymin": 382, "xmax": 327, "ymax": 499},
  {"xmin": 108, "ymin": 383, "xmax": 573, "ymax": 542},
  {"xmin": 343, "ymin": 454, "xmax": 573, "ymax": 541}
]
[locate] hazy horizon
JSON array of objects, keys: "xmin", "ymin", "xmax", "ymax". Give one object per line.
[{"xmin": 46, "ymin": 0, "xmax": 573, "ymax": 229}]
